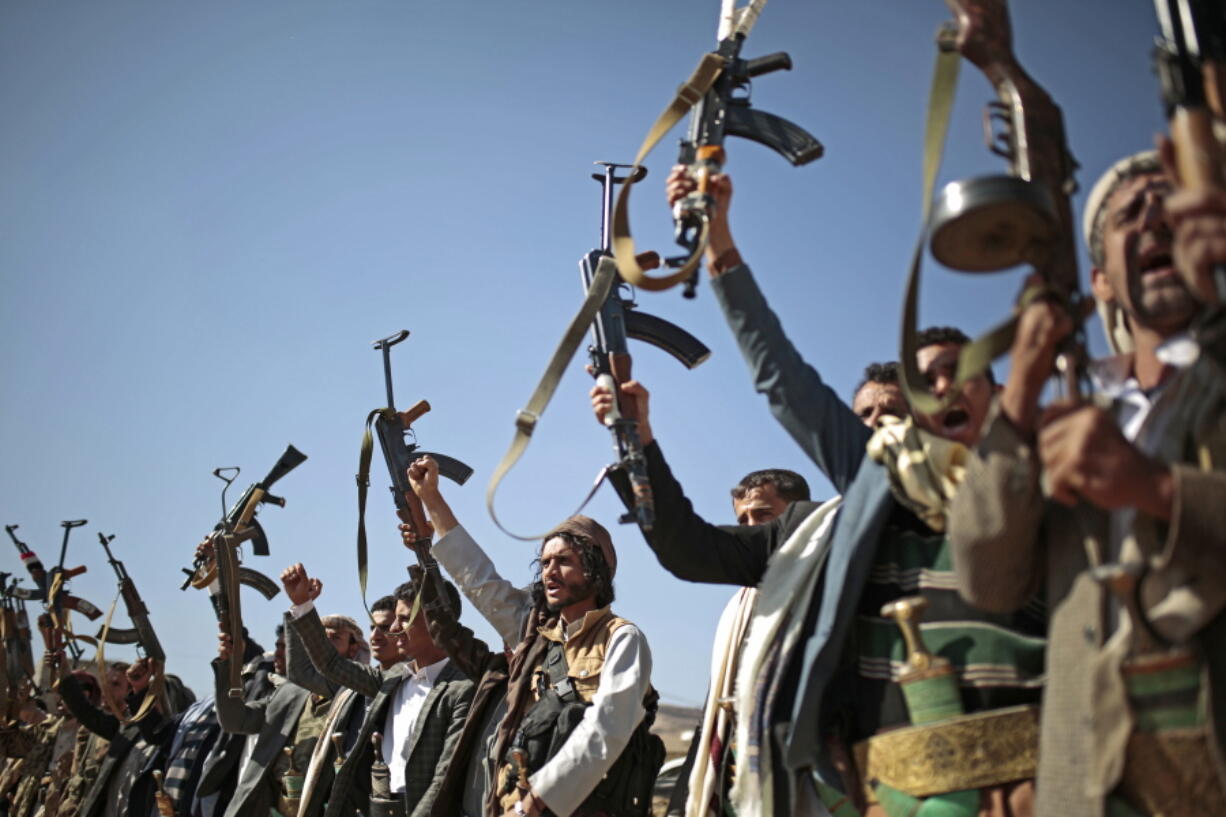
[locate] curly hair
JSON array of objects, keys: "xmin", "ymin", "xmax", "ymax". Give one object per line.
[{"xmin": 529, "ymin": 530, "xmax": 615, "ymax": 611}]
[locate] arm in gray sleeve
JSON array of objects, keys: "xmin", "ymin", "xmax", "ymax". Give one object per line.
[
  {"xmin": 289, "ymin": 604, "xmax": 383, "ymax": 698},
  {"xmin": 710, "ymin": 265, "xmax": 871, "ymax": 494},
  {"xmin": 284, "ymin": 611, "xmax": 338, "ymax": 697}
]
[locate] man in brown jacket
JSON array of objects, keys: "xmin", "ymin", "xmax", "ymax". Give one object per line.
[{"xmin": 948, "ymin": 150, "xmax": 1226, "ymax": 817}]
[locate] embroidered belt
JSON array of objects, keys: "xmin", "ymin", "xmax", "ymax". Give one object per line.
[
  {"xmin": 276, "ymin": 795, "xmax": 301, "ymax": 817},
  {"xmin": 368, "ymin": 795, "xmax": 407, "ymax": 817},
  {"xmin": 853, "ymin": 704, "xmax": 1039, "ymax": 800}
]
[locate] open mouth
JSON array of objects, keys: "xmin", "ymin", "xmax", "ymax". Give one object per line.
[
  {"xmin": 1139, "ymin": 248, "xmax": 1174, "ymax": 278},
  {"xmin": 940, "ymin": 407, "xmax": 970, "ymax": 435}
]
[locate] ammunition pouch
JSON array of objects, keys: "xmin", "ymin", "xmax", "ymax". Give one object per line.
[
  {"xmin": 500, "ymin": 642, "xmax": 664, "ymax": 817},
  {"xmin": 853, "ymin": 704, "xmax": 1039, "ymax": 805}
]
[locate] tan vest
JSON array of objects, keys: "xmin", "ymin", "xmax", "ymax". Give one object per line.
[{"xmin": 497, "ymin": 606, "xmax": 630, "ymax": 811}]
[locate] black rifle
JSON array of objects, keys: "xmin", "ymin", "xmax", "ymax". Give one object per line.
[
  {"xmin": 361, "ymin": 331, "xmax": 473, "ymax": 616},
  {"xmin": 5, "ymin": 525, "xmax": 48, "ymax": 600},
  {"xmin": 669, "ymin": 12, "xmax": 824, "ymax": 297},
  {"xmin": 0, "ymin": 575, "xmax": 37, "ymax": 717},
  {"xmin": 96, "ymin": 533, "xmax": 165, "ymax": 662},
  {"xmin": 1153, "ymin": 0, "xmax": 1226, "ymax": 301},
  {"xmin": 187, "ymin": 446, "xmax": 306, "ymax": 697},
  {"xmin": 584, "ymin": 163, "xmax": 711, "ymax": 529}
]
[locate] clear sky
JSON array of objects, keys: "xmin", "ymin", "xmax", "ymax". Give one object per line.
[{"xmin": 2, "ymin": 1, "xmax": 1164, "ymax": 703}]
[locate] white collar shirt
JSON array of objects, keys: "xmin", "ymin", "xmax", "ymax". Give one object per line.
[{"xmin": 382, "ymin": 656, "xmax": 449, "ymax": 794}]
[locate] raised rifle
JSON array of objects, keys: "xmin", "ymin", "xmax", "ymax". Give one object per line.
[
  {"xmin": 899, "ymin": 0, "xmax": 1084, "ymax": 412},
  {"xmin": 5, "ymin": 525, "xmax": 48, "ymax": 600},
  {"xmin": 585, "ymin": 163, "xmax": 711, "ymax": 529},
  {"xmin": 183, "ymin": 446, "xmax": 306, "ymax": 697},
  {"xmin": 0, "ymin": 576, "xmax": 37, "ymax": 721},
  {"xmin": 359, "ymin": 331, "xmax": 473, "ymax": 616},
  {"xmin": 96, "ymin": 533, "xmax": 165, "ymax": 662},
  {"xmin": 612, "ymin": 0, "xmax": 823, "ymax": 297},
  {"xmin": 1153, "ymin": 0, "xmax": 1226, "ymax": 303},
  {"xmin": 42, "ymin": 520, "xmax": 103, "ymax": 662}
]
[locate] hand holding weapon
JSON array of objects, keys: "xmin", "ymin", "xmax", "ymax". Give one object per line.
[
  {"xmin": 359, "ymin": 330, "xmax": 472, "ymax": 616},
  {"xmin": 612, "ymin": 0, "xmax": 823, "ymax": 296},
  {"xmin": 184, "ymin": 446, "xmax": 306, "ymax": 698},
  {"xmin": 1153, "ymin": 0, "xmax": 1226, "ymax": 304},
  {"xmin": 900, "ymin": 0, "xmax": 1084, "ymax": 412},
  {"xmin": 586, "ymin": 163, "xmax": 710, "ymax": 529}
]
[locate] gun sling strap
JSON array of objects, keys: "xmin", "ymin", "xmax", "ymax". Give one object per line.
[
  {"xmin": 484, "ymin": 256, "xmax": 624, "ymax": 541},
  {"xmin": 94, "ymin": 590, "xmax": 167, "ymax": 724},
  {"xmin": 898, "ymin": 32, "xmax": 1076, "ymax": 415},
  {"xmin": 611, "ymin": 0, "xmax": 768, "ymax": 293}
]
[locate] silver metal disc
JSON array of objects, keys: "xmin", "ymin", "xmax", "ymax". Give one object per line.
[{"xmin": 929, "ymin": 175, "xmax": 1058, "ymax": 273}]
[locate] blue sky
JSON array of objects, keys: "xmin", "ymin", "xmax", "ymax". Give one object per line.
[{"xmin": 2, "ymin": 1, "xmax": 1163, "ymax": 703}]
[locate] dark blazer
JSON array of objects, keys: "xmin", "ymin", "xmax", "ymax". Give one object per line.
[
  {"xmin": 213, "ymin": 658, "xmax": 311, "ymax": 817},
  {"xmin": 634, "ymin": 263, "xmax": 899, "ymax": 791},
  {"xmin": 195, "ymin": 654, "xmax": 276, "ymax": 817},
  {"xmin": 59, "ymin": 674, "xmax": 160, "ymax": 817},
  {"xmin": 292, "ymin": 606, "xmax": 474, "ymax": 817}
]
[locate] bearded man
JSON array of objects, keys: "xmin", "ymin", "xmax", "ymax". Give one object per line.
[{"xmin": 407, "ymin": 455, "xmax": 663, "ymax": 817}]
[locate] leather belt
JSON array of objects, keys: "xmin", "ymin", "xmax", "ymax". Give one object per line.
[{"xmin": 853, "ymin": 704, "xmax": 1039, "ymax": 800}]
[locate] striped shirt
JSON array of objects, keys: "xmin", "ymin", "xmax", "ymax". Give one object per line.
[{"xmin": 846, "ymin": 507, "xmax": 1046, "ymax": 739}]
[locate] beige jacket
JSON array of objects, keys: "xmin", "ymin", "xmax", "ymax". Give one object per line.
[{"xmin": 947, "ymin": 391, "xmax": 1226, "ymax": 817}]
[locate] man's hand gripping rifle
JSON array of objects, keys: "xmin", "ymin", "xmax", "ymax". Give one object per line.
[
  {"xmin": 184, "ymin": 446, "xmax": 307, "ymax": 697},
  {"xmin": 360, "ymin": 331, "xmax": 473, "ymax": 617},
  {"xmin": 900, "ymin": 0, "xmax": 1084, "ymax": 411},
  {"xmin": 613, "ymin": 0, "xmax": 823, "ymax": 296},
  {"xmin": 97, "ymin": 533, "xmax": 165, "ymax": 663},
  {"xmin": 97, "ymin": 532, "xmax": 172, "ymax": 717},
  {"xmin": 1153, "ymin": 0, "xmax": 1226, "ymax": 304},
  {"xmin": 586, "ymin": 163, "xmax": 711, "ymax": 529}
]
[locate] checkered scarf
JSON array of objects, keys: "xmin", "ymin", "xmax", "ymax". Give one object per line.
[{"xmin": 163, "ymin": 696, "xmax": 219, "ymax": 809}]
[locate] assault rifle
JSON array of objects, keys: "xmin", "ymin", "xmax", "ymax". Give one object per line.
[
  {"xmin": 900, "ymin": 0, "xmax": 1084, "ymax": 411},
  {"xmin": 1153, "ymin": 0, "xmax": 1226, "ymax": 303},
  {"xmin": 183, "ymin": 446, "xmax": 306, "ymax": 697},
  {"xmin": 37, "ymin": 521, "xmax": 103, "ymax": 662},
  {"xmin": 0, "ymin": 576, "xmax": 37, "ymax": 721},
  {"xmin": 96, "ymin": 533, "xmax": 165, "ymax": 662},
  {"xmin": 585, "ymin": 163, "xmax": 711, "ymax": 529},
  {"xmin": 360, "ymin": 331, "xmax": 473, "ymax": 616},
  {"xmin": 5, "ymin": 525, "xmax": 47, "ymax": 600},
  {"xmin": 613, "ymin": 0, "xmax": 823, "ymax": 296}
]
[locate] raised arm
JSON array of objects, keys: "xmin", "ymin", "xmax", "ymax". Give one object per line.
[
  {"xmin": 58, "ymin": 669, "xmax": 119, "ymax": 741},
  {"xmin": 664, "ymin": 166, "xmax": 871, "ymax": 491},
  {"xmin": 283, "ymin": 610, "xmax": 337, "ymax": 698},
  {"xmin": 211, "ymin": 657, "xmax": 269, "ymax": 735},
  {"xmin": 409, "ymin": 457, "xmax": 533, "ymax": 645},
  {"xmin": 288, "ymin": 605, "xmax": 383, "ymax": 699}
]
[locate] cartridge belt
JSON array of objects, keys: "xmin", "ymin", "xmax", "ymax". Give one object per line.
[{"xmin": 853, "ymin": 704, "xmax": 1039, "ymax": 801}]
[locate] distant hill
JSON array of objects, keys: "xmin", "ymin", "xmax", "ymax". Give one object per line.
[{"xmin": 651, "ymin": 702, "xmax": 702, "ymax": 759}]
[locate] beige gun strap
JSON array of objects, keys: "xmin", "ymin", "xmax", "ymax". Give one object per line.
[
  {"xmin": 898, "ymin": 40, "xmax": 1025, "ymax": 415},
  {"xmin": 356, "ymin": 408, "xmax": 389, "ymax": 618},
  {"xmin": 214, "ymin": 531, "xmax": 245, "ymax": 699},
  {"xmin": 94, "ymin": 590, "xmax": 169, "ymax": 724},
  {"xmin": 611, "ymin": 53, "xmax": 726, "ymax": 291},
  {"xmin": 485, "ymin": 256, "xmax": 621, "ymax": 541}
]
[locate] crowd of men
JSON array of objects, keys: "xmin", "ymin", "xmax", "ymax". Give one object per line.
[{"xmin": 3, "ymin": 75, "xmax": 1226, "ymax": 817}]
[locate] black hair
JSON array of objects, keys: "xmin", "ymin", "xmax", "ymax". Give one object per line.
[
  {"xmin": 274, "ymin": 623, "xmax": 285, "ymax": 641},
  {"xmin": 852, "ymin": 361, "xmax": 901, "ymax": 400},
  {"xmin": 730, "ymin": 469, "xmax": 811, "ymax": 504},
  {"xmin": 370, "ymin": 595, "xmax": 396, "ymax": 615},
  {"xmin": 915, "ymin": 326, "xmax": 996, "ymax": 385},
  {"xmin": 393, "ymin": 578, "xmax": 462, "ymax": 619},
  {"xmin": 530, "ymin": 531, "xmax": 615, "ymax": 611}
]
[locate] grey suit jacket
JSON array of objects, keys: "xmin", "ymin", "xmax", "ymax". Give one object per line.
[
  {"xmin": 195, "ymin": 655, "xmax": 277, "ymax": 817},
  {"xmin": 213, "ymin": 658, "xmax": 311, "ymax": 817},
  {"xmin": 293, "ymin": 606, "xmax": 473, "ymax": 817}
]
